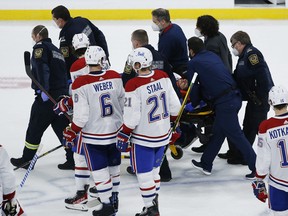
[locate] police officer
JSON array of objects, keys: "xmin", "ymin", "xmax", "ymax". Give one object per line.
[
  {"xmin": 51, "ymin": 5, "xmax": 109, "ymax": 80},
  {"xmin": 218, "ymin": 31, "xmax": 274, "ymax": 164},
  {"xmin": 187, "ymin": 37, "xmax": 256, "ymax": 179},
  {"xmin": 10, "ymin": 25, "xmax": 71, "ymax": 170}
]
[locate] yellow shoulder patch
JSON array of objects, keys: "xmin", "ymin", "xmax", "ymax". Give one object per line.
[
  {"xmin": 248, "ymin": 54, "xmax": 259, "ymax": 65},
  {"xmin": 61, "ymin": 46, "xmax": 69, "ymax": 58},
  {"xmin": 34, "ymin": 48, "xmax": 43, "ymax": 59},
  {"xmin": 123, "ymin": 62, "xmax": 133, "ymax": 74}
]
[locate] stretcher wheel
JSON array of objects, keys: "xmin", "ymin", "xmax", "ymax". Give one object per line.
[{"xmin": 171, "ymin": 146, "xmax": 183, "ymax": 160}]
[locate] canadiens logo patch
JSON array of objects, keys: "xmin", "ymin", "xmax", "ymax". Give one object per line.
[
  {"xmin": 34, "ymin": 48, "xmax": 43, "ymax": 58},
  {"xmin": 257, "ymin": 137, "xmax": 263, "ymax": 148},
  {"xmin": 61, "ymin": 47, "xmax": 69, "ymax": 58},
  {"xmin": 248, "ymin": 54, "xmax": 259, "ymax": 65},
  {"xmin": 124, "ymin": 63, "xmax": 132, "ymax": 74}
]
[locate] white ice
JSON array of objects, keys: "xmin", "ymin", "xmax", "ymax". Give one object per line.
[{"xmin": 1, "ymin": 19, "xmax": 288, "ymax": 216}]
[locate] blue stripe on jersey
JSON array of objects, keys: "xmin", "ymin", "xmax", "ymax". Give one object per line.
[
  {"xmin": 97, "ymin": 188, "xmax": 112, "ymax": 193},
  {"xmin": 270, "ymin": 175, "xmax": 288, "ymax": 188},
  {"xmin": 142, "ymin": 193, "xmax": 156, "ymax": 198},
  {"xmin": 82, "ymin": 135, "xmax": 117, "ymax": 140},
  {"xmin": 75, "ymin": 174, "xmax": 90, "ymax": 178},
  {"xmin": 132, "ymin": 135, "xmax": 170, "ymax": 143}
]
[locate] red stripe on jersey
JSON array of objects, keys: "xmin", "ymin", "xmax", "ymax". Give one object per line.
[
  {"xmin": 75, "ymin": 166, "xmax": 89, "ymax": 170},
  {"xmin": 72, "ymin": 70, "xmax": 121, "ymax": 90},
  {"xmin": 125, "ymin": 70, "xmax": 169, "ymax": 92},
  {"xmin": 259, "ymin": 114, "xmax": 288, "ymax": 133},
  {"xmin": 270, "ymin": 173, "xmax": 288, "ymax": 184},
  {"xmin": 70, "ymin": 57, "xmax": 86, "ymax": 72}
]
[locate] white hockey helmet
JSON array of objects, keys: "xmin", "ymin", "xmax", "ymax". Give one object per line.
[
  {"xmin": 72, "ymin": 33, "xmax": 90, "ymax": 50},
  {"xmin": 85, "ymin": 45, "xmax": 108, "ymax": 68},
  {"xmin": 128, "ymin": 47, "xmax": 153, "ymax": 71},
  {"xmin": 268, "ymin": 85, "xmax": 288, "ymax": 106}
]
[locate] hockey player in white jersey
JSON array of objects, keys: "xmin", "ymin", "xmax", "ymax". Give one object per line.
[
  {"xmin": 54, "ymin": 33, "xmax": 97, "ymax": 211},
  {"xmin": 252, "ymin": 85, "xmax": 288, "ymax": 215},
  {"xmin": 0, "ymin": 145, "xmax": 24, "ymax": 216},
  {"xmin": 116, "ymin": 47, "xmax": 181, "ymax": 216},
  {"xmin": 62, "ymin": 45, "xmax": 124, "ymax": 216}
]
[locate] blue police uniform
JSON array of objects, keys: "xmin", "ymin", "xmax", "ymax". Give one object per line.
[
  {"xmin": 59, "ymin": 16, "xmax": 109, "ymax": 79},
  {"xmin": 14, "ymin": 38, "xmax": 71, "ymax": 165},
  {"xmin": 228, "ymin": 44, "xmax": 274, "ymax": 161},
  {"xmin": 158, "ymin": 23, "xmax": 188, "ymax": 76},
  {"xmin": 187, "ymin": 50, "xmax": 256, "ymax": 173}
]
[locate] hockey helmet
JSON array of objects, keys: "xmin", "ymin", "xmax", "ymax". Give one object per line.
[
  {"xmin": 129, "ymin": 47, "xmax": 153, "ymax": 71},
  {"xmin": 85, "ymin": 45, "xmax": 108, "ymax": 68},
  {"xmin": 268, "ymin": 85, "xmax": 288, "ymax": 106},
  {"xmin": 72, "ymin": 33, "xmax": 90, "ymax": 50}
]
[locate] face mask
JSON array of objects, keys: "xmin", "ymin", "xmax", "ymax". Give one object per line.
[
  {"xmin": 194, "ymin": 28, "xmax": 203, "ymax": 37},
  {"xmin": 232, "ymin": 48, "xmax": 239, "ymax": 56},
  {"xmin": 151, "ymin": 22, "xmax": 161, "ymax": 31}
]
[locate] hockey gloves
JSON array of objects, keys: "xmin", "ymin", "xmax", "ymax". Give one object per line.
[
  {"xmin": 116, "ymin": 131, "xmax": 131, "ymax": 152},
  {"xmin": 185, "ymin": 101, "xmax": 207, "ymax": 112},
  {"xmin": 252, "ymin": 180, "xmax": 268, "ymax": 203},
  {"xmin": 53, "ymin": 96, "xmax": 72, "ymax": 115},
  {"xmin": 63, "ymin": 126, "xmax": 77, "ymax": 148},
  {"xmin": 170, "ymin": 126, "xmax": 182, "ymax": 145},
  {"xmin": 2, "ymin": 197, "xmax": 17, "ymax": 216}
]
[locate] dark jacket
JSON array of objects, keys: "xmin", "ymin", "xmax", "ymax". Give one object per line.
[
  {"xmin": 187, "ymin": 50, "xmax": 237, "ymax": 106},
  {"xmin": 59, "ymin": 17, "xmax": 109, "ymax": 78},
  {"xmin": 204, "ymin": 32, "xmax": 232, "ymax": 73},
  {"xmin": 233, "ymin": 44, "xmax": 274, "ymax": 109},
  {"xmin": 158, "ymin": 23, "xmax": 188, "ymax": 75},
  {"xmin": 31, "ymin": 38, "xmax": 68, "ymax": 98}
]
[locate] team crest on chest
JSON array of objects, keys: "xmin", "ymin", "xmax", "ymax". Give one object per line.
[
  {"xmin": 61, "ymin": 47, "xmax": 69, "ymax": 58},
  {"xmin": 248, "ymin": 54, "xmax": 259, "ymax": 65},
  {"xmin": 34, "ymin": 48, "xmax": 43, "ymax": 58}
]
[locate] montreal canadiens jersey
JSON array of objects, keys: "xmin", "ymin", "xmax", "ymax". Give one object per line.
[
  {"xmin": 256, "ymin": 113, "xmax": 288, "ymax": 192},
  {"xmin": 71, "ymin": 70, "xmax": 124, "ymax": 145},
  {"xmin": 70, "ymin": 57, "xmax": 89, "ymax": 83},
  {"xmin": 124, "ymin": 69, "xmax": 181, "ymax": 147},
  {"xmin": 0, "ymin": 145, "xmax": 16, "ymax": 205}
]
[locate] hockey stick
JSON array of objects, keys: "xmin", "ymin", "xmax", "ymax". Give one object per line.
[
  {"xmin": 169, "ymin": 74, "xmax": 197, "ymax": 156},
  {"xmin": 13, "ymin": 144, "xmax": 62, "ymax": 171},
  {"xmin": 24, "ymin": 51, "xmax": 72, "ymax": 122},
  {"xmin": 19, "ymin": 144, "xmax": 43, "ymax": 188}
]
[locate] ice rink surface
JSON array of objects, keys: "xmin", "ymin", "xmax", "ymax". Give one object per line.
[{"xmin": 1, "ymin": 19, "xmax": 288, "ymax": 216}]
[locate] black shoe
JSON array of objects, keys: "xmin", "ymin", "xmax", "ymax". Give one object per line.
[
  {"xmin": 58, "ymin": 161, "xmax": 75, "ymax": 170},
  {"xmin": 10, "ymin": 157, "xmax": 32, "ymax": 170},
  {"xmin": 227, "ymin": 158, "xmax": 247, "ymax": 165},
  {"xmin": 126, "ymin": 166, "xmax": 136, "ymax": 175},
  {"xmin": 191, "ymin": 144, "xmax": 206, "ymax": 153},
  {"xmin": 191, "ymin": 159, "xmax": 211, "ymax": 175},
  {"xmin": 160, "ymin": 176, "xmax": 172, "ymax": 182},
  {"xmin": 109, "ymin": 192, "xmax": 119, "ymax": 212},
  {"xmin": 135, "ymin": 199, "xmax": 159, "ymax": 216},
  {"xmin": 218, "ymin": 152, "xmax": 230, "ymax": 160},
  {"xmin": 245, "ymin": 171, "xmax": 256, "ymax": 180},
  {"xmin": 92, "ymin": 203, "xmax": 115, "ymax": 216}
]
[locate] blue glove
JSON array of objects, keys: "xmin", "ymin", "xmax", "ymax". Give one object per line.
[
  {"xmin": 41, "ymin": 92, "xmax": 49, "ymax": 102},
  {"xmin": 252, "ymin": 180, "xmax": 268, "ymax": 203},
  {"xmin": 116, "ymin": 131, "xmax": 130, "ymax": 152},
  {"xmin": 184, "ymin": 102, "xmax": 195, "ymax": 112}
]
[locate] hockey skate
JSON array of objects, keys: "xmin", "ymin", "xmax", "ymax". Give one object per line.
[
  {"xmin": 10, "ymin": 157, "xmax": 32, "ymax": 170},
  {"xmin": 109, "ymin": 192, "xmax": 119, "ymax": 212},
  {"xmin": 65, "ymin": 185, "xmax": 89, "ymax": 211},
  {"xmin": 135, "ymin": 199, "xmax": 159, "ymax": 216},
  {"xmin": 89, "ymin": 186, "xmax": 99, "ymax": 198},
  {"xmin": 92, "ymin": 202, "xmax": 115, "ymax": 216}
]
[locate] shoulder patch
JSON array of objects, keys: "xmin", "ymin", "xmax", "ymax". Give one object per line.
[
  {"xmin": 61, "ymin": 46, "xmax": 69, "ymax": 58},
  {"xmin": 34, "ymin": 48, "xmax": 43, "ymax": 58},
  {"xmin": 123, "ymin": 62, "xmax": 133, "ymax": 74},
  {"xmin": 248, "ymin": 54, "xmax": 259, "ymax": 65}
]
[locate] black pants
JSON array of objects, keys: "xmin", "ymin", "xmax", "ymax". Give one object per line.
[
  {"xmin": 23, "ymin": 96, "xmax": 72, "ymax": 162},
  {"xmin": 229, "ymin": 101, "xmax": 268, "ymax": 159}
]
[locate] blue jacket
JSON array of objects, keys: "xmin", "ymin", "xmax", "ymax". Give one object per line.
[
  {"xmin": 158, "ymin": 23, "xmax": 188, "ymax": 73},
  {"xmin": 234, "ymin": 44, "xmax": 274, "ymax": 108},
  {"xmin": 31, "ymin": 38, "xmax": 68, "ymax": 98},
  {"xmin": 59, "ymin": 17, "xmax": 109, "ymax": 78},
  {"xmin": 187, "ymin": 50, "xmax": 237, "ymax": 106}
]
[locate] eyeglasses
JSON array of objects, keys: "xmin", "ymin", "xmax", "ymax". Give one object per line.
[{"xmin": 231, "ymin": 41, "xmax": 238, "ymax": 48}]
